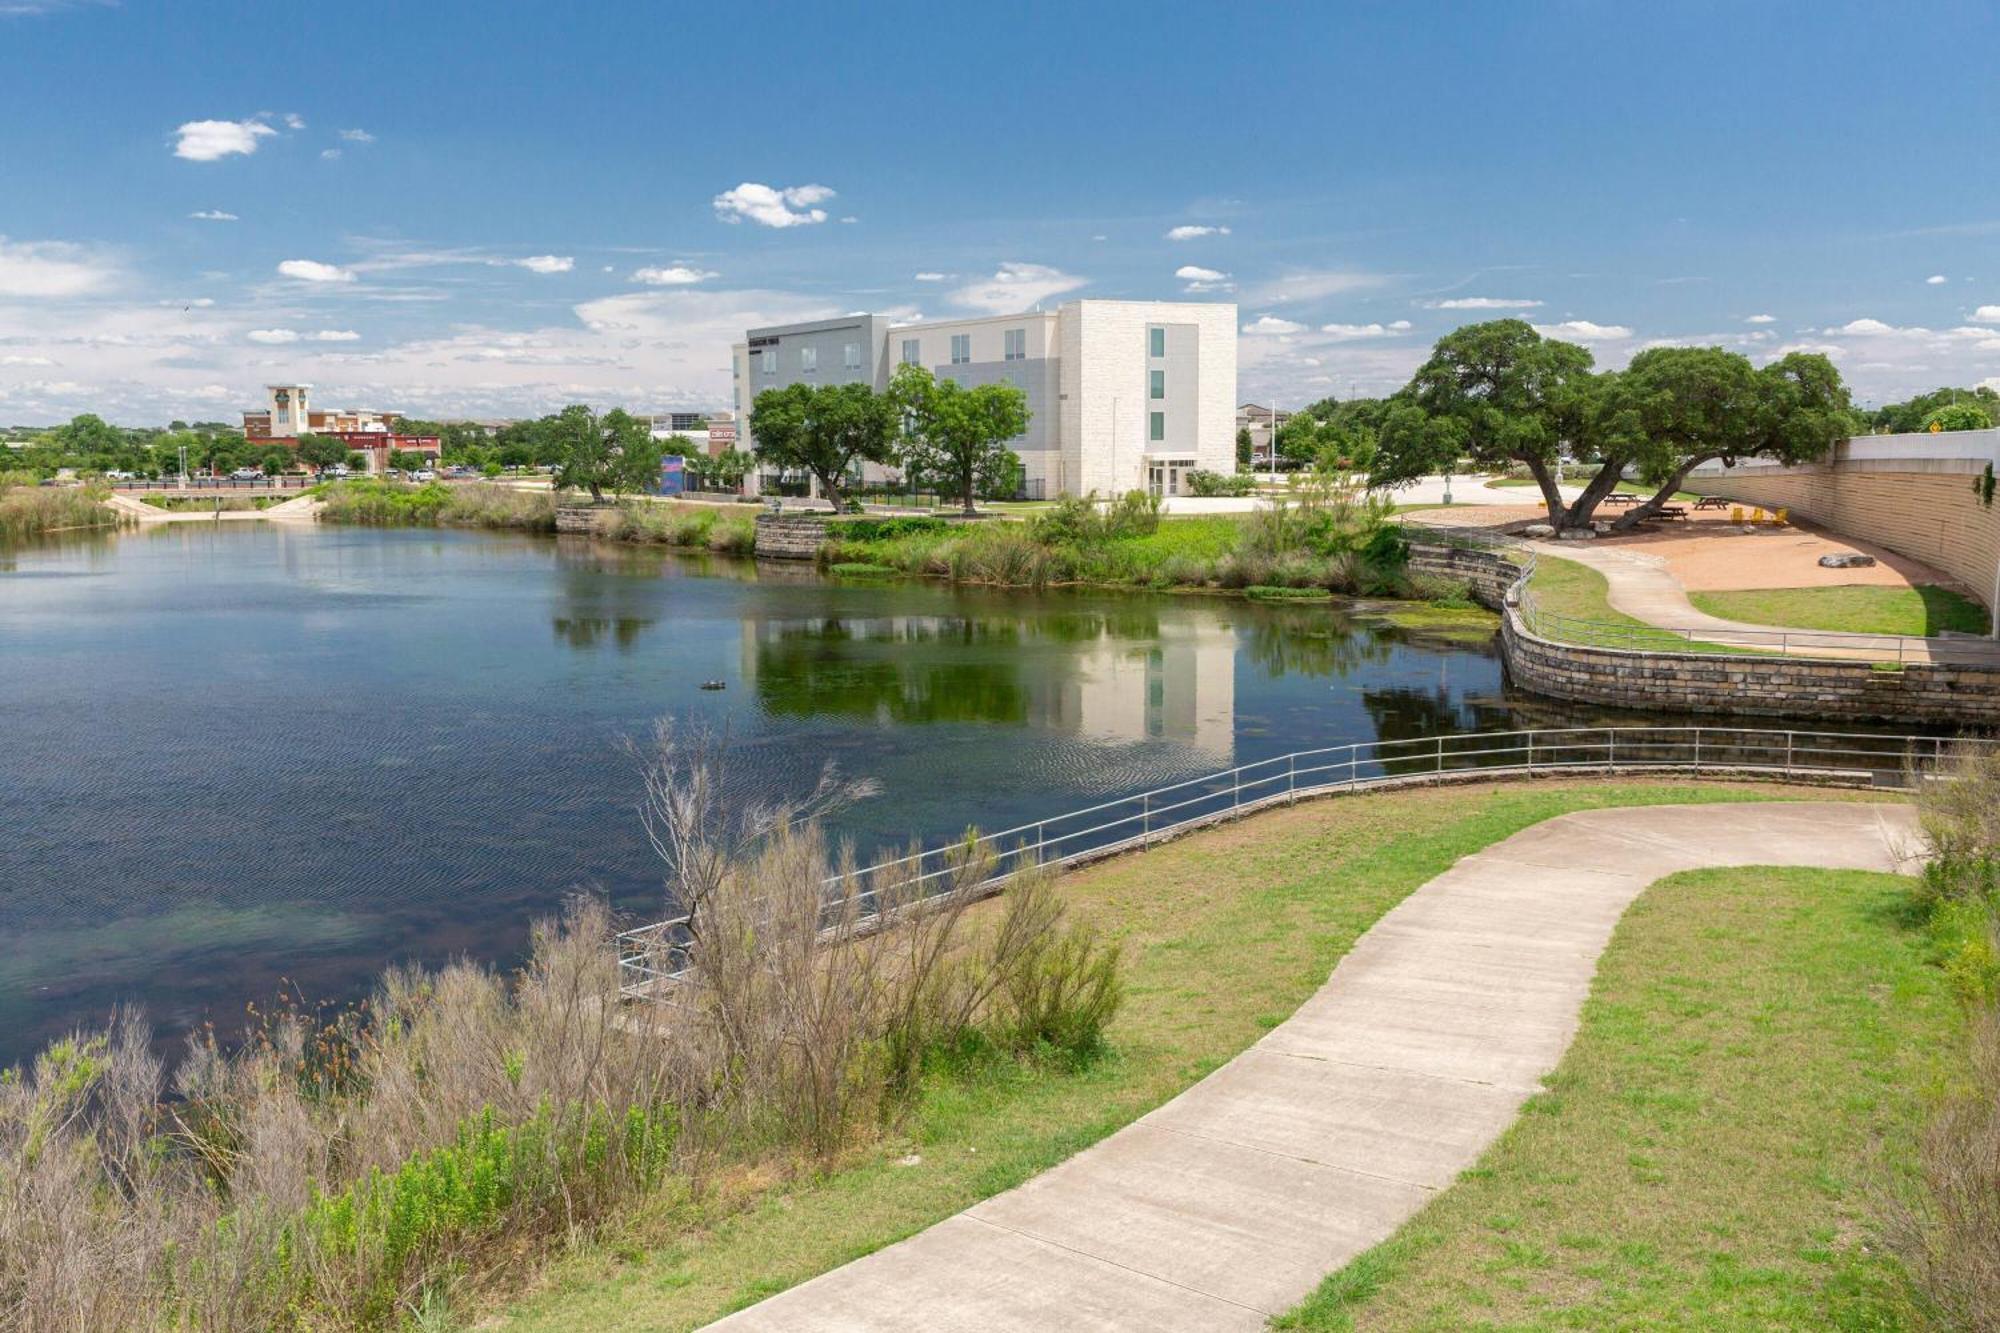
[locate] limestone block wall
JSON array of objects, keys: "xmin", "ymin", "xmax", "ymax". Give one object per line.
[
  {"xmin": 1684, "ymin": 449, "xmax": 1999, "ymax": 610},
  {"xmin": 754, "ymin": 513, "xmax": 830, "ymax": 560},
  {"xmin": 1405, "ymin": 543, "xmax": 1520, "ymax": 610}
]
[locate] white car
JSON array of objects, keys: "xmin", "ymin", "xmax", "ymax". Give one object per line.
[
  {"xmin": 229, "ymin": 468, "xmax": 264, "ymax": 481},
  {"xmin": 411, "ymin": 469, "xmax": 437, "ymax": 482},
  {"xmin": 103, "ymin": 469, "xmax": 136, "ymax": 480}
]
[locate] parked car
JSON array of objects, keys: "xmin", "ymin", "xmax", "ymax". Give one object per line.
[
  {"xmin": 382, "ymin": 467, "xmax": 402, "ymax": 478},
  {"xmin": 103, "ymin": 469, "xmax": 137, "ymax": 480},
  {"xmin": 228, "ymin": 468, "xmax": 263, "ymax": 481},
  {"xmin": 321, "ymin": 465, "xmax": 350, "ymax": 479},
  {"xmin": 410, "ymin": 469, "xmax": 437, "ymax": 482}
]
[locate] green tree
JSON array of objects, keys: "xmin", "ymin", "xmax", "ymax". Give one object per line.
[
  {"xmin": 550, "ymin": 405, "xmax": 663, "ymax": 502},
  {"xmin": 888, "ymin": 364, "xmax": 1031, "ymax": 513},
  {"xmin": 1235, "ymin": 425, "xmax": 1253, "ymax": 470},
  {"xmin": 1922, "ymin": 402, "xmax": 1993, "ymax": 432},
  {"xmin": 255, "ymin": 444, "xmax": 295, "ymax": 475},
  {"xmin": 748, "ymin": 382, "xmax": 900, "ymax": 512},
  {"xmin": 297, "ymin": 434, "xmax": 351, "ymax": 472},
  {"xmin": 1871, "ymin": 386, "xmax": 2000, "ymax": 434},
  {"xmin": 48, "ymin": 413, "xmax": 124, "ymax": 457}
]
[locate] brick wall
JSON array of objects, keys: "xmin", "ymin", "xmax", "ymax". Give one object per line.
[{"xmin": 754, "ymin": 513, "xmax": 830, "ymax": 560}]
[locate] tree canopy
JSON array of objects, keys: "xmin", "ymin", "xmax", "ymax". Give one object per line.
[
  {"xmin": 1371, "ymin": 320, "xmax": 1851, "ymax": 531},
  {"xmin": 748, "ymin": 382, "xmax": 900, "ymax": 512},
  {"xmin": 1921, "ymin": 401, "xmax": 1994, "ymax": 432},
  {"xmin": 888, "ymin": 364, "xmax": 1030, "ymax": 513},
  {"xmin": 550, "ymin": 405, "xmax": 663, "ymax": 502},
  {"xmin": 297, "ymin": 434, "xmax": 351, "ymax": 471},
  {"xmin": 1870, "ymin": 386, "xmax": 1998, "ymax": 434}
]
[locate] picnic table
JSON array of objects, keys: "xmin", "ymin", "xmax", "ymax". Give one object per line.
[
  {"xmin": 1649, "ymin": 504, "xmax": 1689, "ymax": 521},
  {"xmin": 1693, "ymin": 496, "xmax": 1730, "ymax": 510},
  {"xmin": 1601, "ymin": 492, "xmax": 1638, "ymax": 504}
]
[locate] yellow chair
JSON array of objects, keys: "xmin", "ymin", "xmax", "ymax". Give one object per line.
[
  {"xmin": 1773, "ymin": 507, "xmax": 1788, "ymax": 526},
  {"xmin": 1730, "ymin": 506, "xmax": 1744, "ymax": 524}
]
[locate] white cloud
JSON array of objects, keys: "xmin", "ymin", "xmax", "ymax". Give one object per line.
[
  {"xmin": 1536, "ymin": 320, "xmax": 1633, "ymax": 341},
  {"xmin": 913, "ymin": 272, "xmax": 953, "ymax": 282},
  {"xmin": 0, "ymin": 238, "xmax": 118, "ymax": 297},
  {"xmin": 277, "ymin": 259, "xmax": 355, "ymax": 284},
  {"xmin": 1318, "ymin": 321, "xmax": 1414, "ymax": 340},
  {"xmin": 338, "ymin": 128, "xmax": 375, "ymax": 143},
  {"xmin": 1166, "ymin": 225, "xmax": 1232, "ymax": 241},
  {"xmin": 1244, "ymin": 270, "xmax": 1386, "ymax": 305},
  {"xmin": 1175, "ymin": 265, "xmax": 1228, "ymax": 282},
  {"xmin": 1431, "ymin": 296, "xmax": 1544, "ymax": 310},
  {"xmin": 188, "ymin": 209, "xmax": 238, "ymax": 222},
  {"xmin": 320, "ymin": 148, "xmax": 342, "ymax": 160},
  {"xmin": 948, "ymin": 262, "xmax": 1086, "ymax": 314},
  {"xmin": 0, "ymin": 355, "xmax": 56, "ymax": 367},
  {"xmin": 281, "ymin": 113, "xmax": 305, "ymax": 131},
  {"xmin": 1833, "ymin": 318, "xmax": 1898, "ymax": 335},
  {"xmin": 245, "ymin": 329, "xmax": 299, "ymax": 344},
  {"xmin": 632, "ymin": 264, "xmax": 718, "ymax": 286},
  {"xmin": 712, "ymin": 181, "xmax": 835, "ymax": 228},
  {"xmin": 1242, "ymin": 315, "xmax": 1307, "ymax": 335},
  {"xmin": 838, "ymin": 215, "xmax": 858, "ymax": 224},
  {"xmin": 1927, "ymin": 274, "xmax": 1948, "ymax": 284},
  {"xmin": 311, "ymin": 329, "xmax": 360, "ymax": 341},
  {"xmin": 1971, "ymin": 305, "xmax": 2000, "ymax": 323},
  {"xmin": 1744, "ymin": 313, "xmax": 1776, "ymax": 324},
  {"xmin": 172, "ymin": 118, "xmax": 276, "ymax": 162},
  {"xmin": 513, "ymin": 254, "xmax": 574, "ymax": 275}
]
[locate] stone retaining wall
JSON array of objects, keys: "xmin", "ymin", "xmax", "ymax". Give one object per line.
[
  {"xmin": 1405, "ymin": 542, "xmax": 1519, "ymax": 610},
  {"xmin": 754, "ymin": 513, "xmax": 830, "ymax": 560},
  {"xmin": 1411, "ymin": 538, "xmax": 2000, "ymax": 724},
  {"xmin": 555, "ymin": 505, "xmax": 617, "ymax": 534}
]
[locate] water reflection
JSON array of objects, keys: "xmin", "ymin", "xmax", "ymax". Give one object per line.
[{"xmin": 743, "ymin": 610, "xmax": 1237, "ymax": 759}]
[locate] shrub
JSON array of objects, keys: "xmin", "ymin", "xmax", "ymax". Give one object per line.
[
  {"xmin": 829, "ymin": 561, "xmax": 897, "ymax": 576},
  {"xmin": 1403, "ymin": 573, "xmax": 1477, "ymax": 608},
  {"xmin": 0, "ymin": 479, "xmax": 126, "ymax": 541},
  {"xmin": 1185, "ymin": 470, "xmax": 1257, "ymax": 497},
  {"xmin": 828, "ymin": 516, "xmax": 949, "ymax": 541},
  {"xmin": 1245, "ymin": 585, "xmax": 1333, "ymax": 602}
]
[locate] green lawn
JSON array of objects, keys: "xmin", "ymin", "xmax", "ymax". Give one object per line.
[
  {"xmin": 1527, "ymin": 557, "xmax": 1752, "ymax": 654},
  {"xmin": 1278, "ymin": 862, "xmax": 1952, "ymax": 1331},
  {"xmin": 500, "ymin": 782, "xmax": 1892, "ymax": 1332},
  {"xmin": 1690, "ymin": 584, "xmax": 1991, "ymax": 638}
]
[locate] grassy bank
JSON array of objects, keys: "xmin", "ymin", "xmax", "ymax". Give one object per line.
[
  {"xmin": 142, "ymin": 492, "xmax": 279, "ymax": 512},
  {"xmin": 1279, "ymin": 861, "xmax": 1951, "ymax": 1330},
  {"xmin": 600, "ymin": 500, "xmax": 756, "ymax": 554},
  {"xmin": 315, "ymin": 477, "xmax": 558, "ymax": 530},
  {"xmin": 1526, "ymin": 555, "xmax": 1752, "ymax": 654},
  {"xmin": 0, "ymin": 474, "xmax": 126, "ymax": 541},
  {"xmin": 502, "ymin": 781, "xmax": 1890, "ymax": 1332},
  {"xmin": 1691, "ymin": 583, "xmax": 1991, "ymax": 638}
]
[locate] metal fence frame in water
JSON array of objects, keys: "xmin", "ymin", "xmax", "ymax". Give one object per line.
[{"xmin": 616, "ymin": 725, "xmax": 1990, "ymax": 1000}]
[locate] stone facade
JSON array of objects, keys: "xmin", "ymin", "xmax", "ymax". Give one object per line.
[
  {"xmin": 754, "ymin": 513, "xmax": 830, "ymax": 560},
  {"xmin": 1407, "ymin": 539, "xmax": 2000, "ymax": 725}
]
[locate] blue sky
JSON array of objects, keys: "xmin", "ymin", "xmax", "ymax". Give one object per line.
[{"xmin": 5, "ymin": 0, "xmax": 2000, "ymax": 423}]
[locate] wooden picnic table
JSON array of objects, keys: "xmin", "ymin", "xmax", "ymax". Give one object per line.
[
  {"xmin": 1650, "ymin": 504, "xmax": 1689, "ymax": 521},
  {"xmin": 1693, "ymin": 496, "xmax": 1730, "ymax": 510},
  {"xmin": 1601, "ymin": 492, "xmax": 1638, "ymax": 504}
]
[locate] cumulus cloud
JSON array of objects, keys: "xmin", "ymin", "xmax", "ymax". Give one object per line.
[
  {"xmin": 281, "ymin": 113, "xmax": 306, "ymax": 131},
  {"xmin": 1431, "ymin": 296, "xmax": 1544, "ymax": 310},
  {"xmin": 338, "ymin": 128, "xmax": 375, "ymax": 143},
  {"xmin": 1536, "ymin": 320, "xmax": 1633, "ymax": 341},
  {"xmin": 245, "ymin": 329, "xmax": 298, "ymax": 344},
  {"xmin": 247, "ymin": 329, "xmax": 357, "ymax": 344},
  {"xmin": 913, "ymin": 272, "xmax": 953, "ymax": 282},
  {"xmin": 1927, "ymin": 274, "xmax": 1948, "ymax": 284},
  {"xmin": 173, "ymin": 118, "xmax": 278, "ymax": 161},
  {"xmin": 948, "ymin": 262, "xmax": 1086, "ymax": 314},
  {"xmin": 320, "ymin": 149, "xmax": 342, "ymax": 160},
  {"xmin": 1166, "ymin": 225, "xmax": 1232, "ymax": 241},
  {"xmin": 188, "ymin": 209, "xmax": 238, "ymax": 222},
  {"xmin": 712, "ymin": 182, "xmax": 835, "ymax": 228},
  {"xmin": 1175, "ymin": 264, "xmax": 1232, "ymax": 293},
  {"xmin": 277, "ymin": 259, "xmax": 355, "ymax": 284},
  {"xmin": 1744, "ymin": 313, "xmax": 1776, "ymax": 324},
  {"xmin": 1971, "ymin": 306, "xmax": 2000, "ymax": 323},
  {"xmin": 1242, "ymin": 315, "xmax": 1307, "ymax": 335},
  {"xmin": 513, "ymin": 255, "xmax": 574, "ymax": 275},
  {"xmin": 0, "ymin": 238, "xmax": 118, "ymax": 297},
  {"xmin": 632, "ymin": 264, "xmax": 718, "ymax": 286}
]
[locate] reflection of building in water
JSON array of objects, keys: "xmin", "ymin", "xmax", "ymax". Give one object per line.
[
  {"xmin": 739, "ymin": 613, "xmax": 1235, "ymax": 762},
  {"xmin": 1055, "ymin": 620, "xmax": 1235, "ymax": 760}
]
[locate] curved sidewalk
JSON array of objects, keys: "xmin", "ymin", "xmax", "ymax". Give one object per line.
[
  {"xmin": 711, "ymin": 801, "xmax": 1917, "ymax": 1331},
  {"xmin": 1535, "ymin": 540, "xmax": 2000, "ymax": 665}
]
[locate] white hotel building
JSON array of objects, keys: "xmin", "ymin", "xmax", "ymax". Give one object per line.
[{"xmin": 731, "ymin": 299, "xmax": 1237, "ymax": 499}]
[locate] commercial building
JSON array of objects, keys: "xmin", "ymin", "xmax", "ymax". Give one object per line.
[
  {"xmin": 731, "ymin": 300, "xmax": 1236, "ymax": 499},
  {"xmin": 1236, "ymin": 403, "xmax": 1293, "ymax": 468},
  {"xmin": 241, "ymin": 384, "xmax": 440, "ymax": 471}
]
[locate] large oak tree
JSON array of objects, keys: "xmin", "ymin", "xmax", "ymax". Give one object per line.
[
  {"xmin": 748, "ymin": 381, "xmax": 901, "ymax": 512},
  {"xmin": 887, "ymin": 364, "xmax": 1030, "ymax": 514}
]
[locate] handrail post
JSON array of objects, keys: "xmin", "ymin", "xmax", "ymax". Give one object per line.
[
  {"xmin": 1694, "ymin": 728, "xmax": 1701, "ymax": 774},
  {"xmin": 1142, "ymin": 793, "xmax": 1149, "ymax": 840},
  {"xmin": 1785, "ymin": 731, "xmax": 1794, "ymax": 779},
  {"xmin": 1435, "ymin": 733, "xmax": 1444, "ymax": 785},
  {"xmin": 1288, "ymin": 753, "xmax": 1296, "ymax": 804},
  {"xmin": 1608, "ymin": 730, "xmax": 1616, "ymax": 772},
  {"xmin": 1526, "ymin": 728, "xmax": 1534, "ymax": 774}
]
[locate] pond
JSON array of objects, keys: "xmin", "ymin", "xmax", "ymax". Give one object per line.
[{"xmin": 0, "ymin": 523, "xmax": 1656, "ymax": 1066}]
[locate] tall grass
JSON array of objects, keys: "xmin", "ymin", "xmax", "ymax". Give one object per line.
[
  {"xmin": 0, "ymin": 726, "xmax": 1121, "ymax": 1330},
  {"xmin": 1888, "ymin": 743, "xmax": 2000, "ymax": 1330},
  {"xmin": 0, "ymin": 477, "xmax": 126, "ymax": 541},
  {"xmin": 601, "ymin": 502, "xmax": 756, "ymax": 554},
  {"xmin": 315, "ymin": 479, "xmax": 557, "ymax": 531}
]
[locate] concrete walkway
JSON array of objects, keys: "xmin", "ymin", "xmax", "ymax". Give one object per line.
[
  {"xmin": 1534, "ymin": 540, "xmax": 2000, "ymax": 664},
  {"xmin": 712, "ymin": 801, "xmax": 1917, "ymax": 1331}
]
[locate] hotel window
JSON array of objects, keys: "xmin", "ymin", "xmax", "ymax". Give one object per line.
[
  {"xmin": 1149, "ymin": 411, "xmax": 1165, "ymax": 442},
  {"xmin": 761, "ymin": 350, "xmax": 776, "ymax": 376},
  {"xmin": 1004, "ymin": 328, "xmax": 1026, "ymax": 360},
  {"xmin": 1149, "ymin": 327, "xmax": 1166, "ymax": 357},
  {"xmin": 1149, "ymin": 369, "xmax": 1164, "ymax": 399},
  {"xmin": 901, "ymin": 338, "xmax": 921, "ymax": 365},
  {"xmin": 950, "ymin": 334, "xmax": 971, "ymax": 364},
  {"xmin": 799, "ymin": 346, "xmax": 817, "ymax": 375},
  {"xmin": 843, "ymin": 342, "xmax": 861, "ymax": 370}
]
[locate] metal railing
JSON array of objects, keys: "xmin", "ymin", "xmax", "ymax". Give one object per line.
[
  {"xmin": 1402, "ymin": 521, "xmax": 1999, "ymax": 666},
  {"xmin": 616, "ymin": 724, "xmax": 1988, "ymax": 1001}
]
